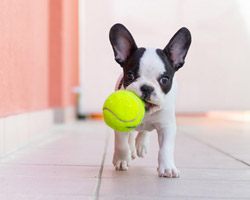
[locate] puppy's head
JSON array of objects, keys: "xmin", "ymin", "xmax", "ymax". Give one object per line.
[{"xmin": 109, "ymin": 24, "xmax": 191, "ymax": 112}]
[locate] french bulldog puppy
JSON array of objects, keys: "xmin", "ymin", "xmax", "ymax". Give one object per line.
[{"xmin": 109, "ymin": 23, "xmax": 191, "ymax": 178}]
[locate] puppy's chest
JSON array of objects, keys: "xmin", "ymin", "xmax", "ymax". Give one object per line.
[
  {"xmin": 136, "ymin": 112, "xmax": 163, "ymax": 132},
  {"xmin": 136, "ymin": 122, "xmax": 154, "ymax": 132}
]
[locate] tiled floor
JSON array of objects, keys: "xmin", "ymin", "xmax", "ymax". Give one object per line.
[{"xmin": 0, "ymin": 117, "xmax": 250, "ymax": 200}]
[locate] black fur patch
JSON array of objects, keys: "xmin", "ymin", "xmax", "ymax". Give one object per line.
[
  {"xmin": 122, "ymin": 48, "xmax": 146, "ymax": 88},
  {"xmin": 156, "ymin": 49, "xmax": 175, "ymax": 94}
]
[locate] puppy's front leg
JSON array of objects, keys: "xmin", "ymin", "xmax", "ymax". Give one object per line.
[
  {"xmin": 157, "ymin": 125, "xmax": 179, "ymax": 178},
  {"xmin": 113, "ymin": 131, "xmax": 131, "ymax": 171}
]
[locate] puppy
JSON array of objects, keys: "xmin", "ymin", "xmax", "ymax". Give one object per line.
[{"xmin": 109, "ymin": 23, "xmax": 191, "ymax": 178}]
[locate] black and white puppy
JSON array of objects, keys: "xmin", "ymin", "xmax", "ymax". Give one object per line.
[{"xmin": 109, "ymin": 23, "xmax": 191, "ymax": 178}]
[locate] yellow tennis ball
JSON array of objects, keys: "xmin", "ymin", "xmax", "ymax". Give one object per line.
[{"xmin": 103, "ymin": 90, "xmax": 145, "ymax": 132}]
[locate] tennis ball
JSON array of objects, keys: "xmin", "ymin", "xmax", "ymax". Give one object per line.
[{"xmin": 103, "ymin": 90, "xmax": 145, "ymax": 132}]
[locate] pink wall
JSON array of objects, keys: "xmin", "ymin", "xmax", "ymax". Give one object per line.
[
  {"xmin": 0, "ymin": 0, "xmax": 79, "ymax": 117},
  {"xmin": 61, "ymin": 0, "xmax": 79, "ymax": 107}
]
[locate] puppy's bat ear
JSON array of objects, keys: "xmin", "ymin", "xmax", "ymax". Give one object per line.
[
  {"xmin": 109, "ymin": 23, "xmax": 137, "ymax": 66},
  {"xmin": 164, "ymin": 27, "xmax": 191, "ymax": 71}
]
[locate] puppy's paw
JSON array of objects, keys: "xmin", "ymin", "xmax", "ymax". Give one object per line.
[
  {"xmin": 114, "ymin": 160, "xmax": 129, "ymax": 171},
  {"xmin": 113, "ymin": 150, "xmax": 131, "ymax": 171},
  {"xmin": 131, "ymin": 149, "xmax": 137, "ymax": 160},
  {"xmin": 136, "ymin": 143, "xmax": 148, "ymax": 158},
  {"xmin": 157, "ymin": 165, "xmax": 180, "ymax": 178}
]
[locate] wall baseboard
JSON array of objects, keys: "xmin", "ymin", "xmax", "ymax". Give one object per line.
[
  {"xmin": 0, "ymin": 107, "xmax": 75, "ymax": 159},
  {"xmin": 53, "ymin": 106, "xmax": 76, "ymax": 123}
]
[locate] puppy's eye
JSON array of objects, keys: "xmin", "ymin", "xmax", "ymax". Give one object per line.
[
  {"xmin": 159, "ymin": 76, "xmax": 169, "ymax": 85},
  {"xmin": 126, "ymin": 72, "xmax": 135, "ymax": 82}
]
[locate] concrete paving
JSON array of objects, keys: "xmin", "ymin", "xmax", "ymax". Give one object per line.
[{"xmin": 0, "ymin": 117, "xmax": 250, "ymax": 199}]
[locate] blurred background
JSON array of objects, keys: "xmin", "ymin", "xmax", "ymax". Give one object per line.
[
  {"xmin": 0, "ymin": 0, "xmax": 250, "ymax": 157},
  {"xmin": 79, "ymin": 0, "xmax": 250, "ymax": 115}
]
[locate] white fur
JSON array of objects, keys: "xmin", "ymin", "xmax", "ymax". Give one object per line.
[
  {"xmin": 126, "ymin": 48, "xmax": 166, "ymax": 109},
  {"xmin": 113, "ymin": 48, "xmax": 179, "ymax": 178}
]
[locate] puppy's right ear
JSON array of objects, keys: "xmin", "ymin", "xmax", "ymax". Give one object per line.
[{"xmin": 109, "ymin": 23, "xmax": 137, "ymax": 66}]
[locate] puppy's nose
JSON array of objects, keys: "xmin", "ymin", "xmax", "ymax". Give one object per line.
[{"xmin": 140, "ymin": 85, "xmax": 154, "ymax": 100}]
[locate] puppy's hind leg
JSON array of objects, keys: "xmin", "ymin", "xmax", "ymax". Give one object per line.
[
  {"xmin": 136, "ymin": 131, "xmax": 150, "ymax": 158},
  {"xmin": 128, "ymin": 131, "xmax": 137, "ymax": 159}
]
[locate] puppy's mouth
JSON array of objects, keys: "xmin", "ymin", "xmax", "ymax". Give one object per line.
[{"xmin": 143, "ymin": 100, "xmax": 159, "ymax": 111}]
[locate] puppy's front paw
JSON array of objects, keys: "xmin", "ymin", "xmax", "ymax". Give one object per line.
[
  {"xmin": 157, "ymin": 164, "xmax": 180, "ymax": 178},
  {"xmin": 113, "ymin": 150, "xmax": 131, "ymax": 171},
  {"xmin": 114, "ymin": 160, "xmax": 129, "ymax": 171}
]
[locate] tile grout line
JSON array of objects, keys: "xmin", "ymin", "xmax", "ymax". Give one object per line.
[
  {"xmin": 94, "ymin": 128, "xmax": 111, "ymax": 200},
  {"xmin": 180, "ymin": 130, "xmax": 250, "ymax": 167}
]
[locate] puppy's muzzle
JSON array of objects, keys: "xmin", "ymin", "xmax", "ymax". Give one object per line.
[{"xmin": 140, "ymin": 85, "xmax": 154, "ymax": 101}]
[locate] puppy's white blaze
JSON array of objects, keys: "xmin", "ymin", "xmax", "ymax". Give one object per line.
[
  {"xmin": 139, "ymin": 48, "xmax": 166, "ymax": 78},
  {"xmin": 129, "ymin": 48, "xmax": 166, "ymax": 106}
]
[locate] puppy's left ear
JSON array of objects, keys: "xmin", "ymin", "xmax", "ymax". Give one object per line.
[
  {"xmin": 109, "ymin": 23, "xmax": 137, "ymax": 66},
  {"xmin": 164, "ymin": 27, "xmax": 191, "ymax": 71}
]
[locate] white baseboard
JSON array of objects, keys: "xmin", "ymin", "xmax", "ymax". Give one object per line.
[
  {"xmin": 53, "ymin": 106, "xmax": 76, "ymax": 123},
  {"xmin": 0, "ymin": 107, "xmax": 76, "ymax": 159}
]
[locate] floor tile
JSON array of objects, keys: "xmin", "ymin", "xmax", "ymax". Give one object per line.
[
  {"xmin": 101, "ymin": 117, "xmax": 250, "ymax": 199},
  {"xmin": 0, "ymin": 165, "xmax": 98, "ymax": 196},
  {"xmin": 99, "ymin": 196, "xmax": 249, "ymax": 200},
  {"xmin": 177, "ymin": 118, "xmax": 250, "ymax": 167},
  {"xmin": 1, "ymin": 117, "xmax": 250, "ymax": 199},
  {"xmin": 7, "ymin": 121, "xmax": 108, "ymax": 166},
  {"xmin": 105, "ymin": 131, "xmax": 248, "ymax": 169},
  {"xmin": 102, "ymin": 166, "xmax": 250, "ymax": 181},
  {"xmin": 0, "ymin": 194, "xmax": 94, "ymax": 200},
  {"xmin": 99, "ymin": 174, "xmax": 250, "ymax": 199},
  {"xmin": 0, "ymin": 164, "xmax": 99, "ymax": 179}
]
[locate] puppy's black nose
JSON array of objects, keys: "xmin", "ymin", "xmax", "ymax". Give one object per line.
[{"xmin": 140, "ymin": 85, "xmax": 154, "ymax": 100}]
